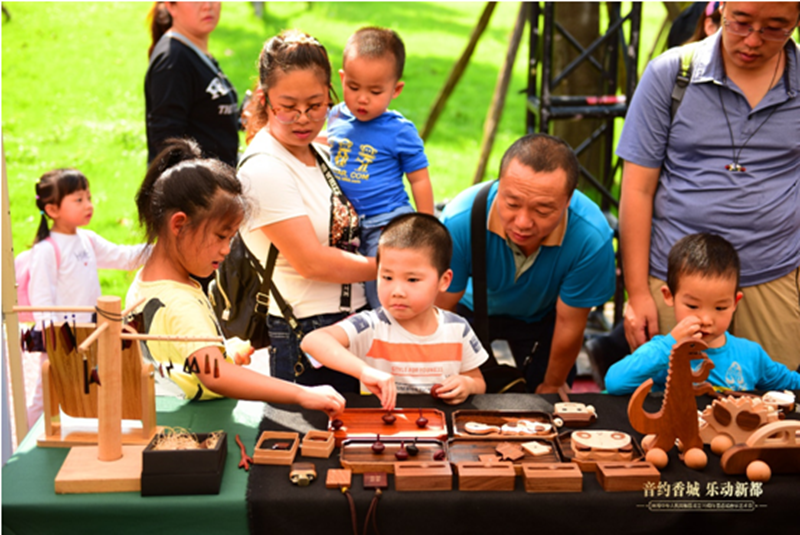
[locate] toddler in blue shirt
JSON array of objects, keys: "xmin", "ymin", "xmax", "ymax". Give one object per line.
[
  {"xmin": 327, "ymin": 27, "xmax": 433, "ymax": 309},
  {"xmin": 605, "ymin": 233, "xmax": 800, "ymax": 394}
]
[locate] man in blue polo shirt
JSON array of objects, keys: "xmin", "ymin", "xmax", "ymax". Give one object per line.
[
  {"xmin": 619, "ymin": 1, "xmax": 800, "ymax": 371},
  {"xmin": 437, "ymin": 134, "xmax": 616, "ymax": 393}
]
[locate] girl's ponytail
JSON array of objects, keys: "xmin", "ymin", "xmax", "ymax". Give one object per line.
[{"xmin": 147, "ymin": 2, "xmax": 172, "ymax": 59}]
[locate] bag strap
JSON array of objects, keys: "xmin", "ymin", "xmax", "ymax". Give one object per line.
[
  {"xmin": 471, "ymin": 180, "xmax": 497, "ymax": 357},
  {"xmin": 670, "ymin": 42, "xmax": 698, "ymax": 123}
]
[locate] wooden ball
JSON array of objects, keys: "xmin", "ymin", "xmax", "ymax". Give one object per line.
[
  {"xmin": 710, "ymin": 435, "xmax": 734, "ymax": 456},
  {"xmin": 641, "ymin": 434, "xmax": 656, "ymax": 452},
  {"xmin": 746, "ymin": 460, "xmax": 771, "ymax": 482},
  {"xmin": 646, "ymin": 447, "xmax": 668, "ymax": 469},
  {"xmin": 683, "ymin": 447, "xmax": 707, "ymax": 470},
  {"xmin": 430, "ymin": 384, "xmax": 443, "ymax": 399}
]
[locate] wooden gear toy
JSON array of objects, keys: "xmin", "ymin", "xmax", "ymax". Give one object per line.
[{"xmin": 698, "ymin": 395, "xmax": 781, "ymax": 455}]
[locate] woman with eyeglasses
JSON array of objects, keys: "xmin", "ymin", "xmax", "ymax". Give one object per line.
[
  {"xmin": 237, "ymin": 31, "xmax": 375, "ymax": 393},
  {"xmin": 145, "ymin": 2, "xmax": 239, "ymax": 168},
  {"xmin": 612, "ymin": 1, "xmax": 800, "ymax": 375}
]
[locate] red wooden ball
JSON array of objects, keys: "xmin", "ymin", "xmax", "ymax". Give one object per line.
[{"xmin": 430, "ymin": 384, "xmax": 443, "ymax": 399}]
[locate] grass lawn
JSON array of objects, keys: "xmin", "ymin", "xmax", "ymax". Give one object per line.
[{"xmin": 2, "ymin": 2, "xmax": 668, "ymax": 299}]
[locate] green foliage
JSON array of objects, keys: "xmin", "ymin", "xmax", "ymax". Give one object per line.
[{"xmin": 2, "ymin": 2, "xmax": 665, "ymax": 299}]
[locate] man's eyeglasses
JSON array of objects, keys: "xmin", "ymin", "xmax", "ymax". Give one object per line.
[
  {"xmin": 266, "ymin": 99, "xmax": 328, "ymax": 125},
  {"xmin": 722, "ymin": 16, "xmax": 796, "ymax": 42}
]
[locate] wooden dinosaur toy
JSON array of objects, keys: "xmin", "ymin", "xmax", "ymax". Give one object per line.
[{"xmin": 627, "ymin": 338, "xmax": 715, "ymax": 470}]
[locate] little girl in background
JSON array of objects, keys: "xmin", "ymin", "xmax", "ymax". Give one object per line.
[
  {"xmin": 126, "ymin": 137, "xmax": 344, "ymax": 416},
  {"xmin": 27, "ymin": 168, "xmax": 149, "ymax": 425}
]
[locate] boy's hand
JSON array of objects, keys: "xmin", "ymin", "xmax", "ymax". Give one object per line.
[
  {"xmin": 360, "ymin": 367, "xmax": 397, "ymax": 411},
  {"xmin": 671, "ymin": 315, "xmax": 703, "ymax": 342},
  {"xmin": 297, "ymin": 385, "xmax": 346, "ymax": 418},
  {"xmin": 434, "ymin": 375, "xmax": 474, "ymax": 405}
]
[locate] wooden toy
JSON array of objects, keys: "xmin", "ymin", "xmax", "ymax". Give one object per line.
[
  {"xmin": 554, "ymin": 402, "xmax": 597, "ymax": 428},
  {"xmin": 496, "ymin": 442, "xmax": 526, "ymax": 461},
  {"xmin": 35, "ymin": 319, "xmax": 158, "ymax": 449},
  {"xmin": 698, "ymin": 395, "xmax": 780, "ymax": 455},
  {"xmin": 452, "ymin": 410, "xmax": 556, "ymax": 440},
  {"xmin": 720, "ymin": 420, "xmax": 800, "ymax": 480},
  {"xmin": 746, "ymin": 460, "xmax": 771, "ymax": 482},
  {"xmin": 34, "ymin": 297, "xmax": 220, "ymax": 494},
  {"xmin": 522, "ymin": 463, "xmax": 582, "ymax": 493},
  {"xmin": 363, "ymin": 472, "xmax": 388, "ymax": 490},
  {"xmin": 595, "ymin": 462, "xmax": 660, "ymax": 492},
  {"xmin": 341, "ymin": 438, "xmax": 447, "ymax": 474},
  {"xmin": 328, "ymin": 408, "xmax": 446, "ymax": 447},
  {"xmin": 521, "ymin": 440, "xmax": 553, "ymax": 457},
  {"xmin": 289, "ymin": 462, "xmax": 317, "ymax": 486},
  {"xmin": 395, "ymin": 441, "xmax": 409, "ymax": 461},
  {"xmin": 252, "ymin": 431, "xmax": 299, "ymax": 466},
  {"xmin": 456, "ymin": 461, "xmax": 516, "ymax": 491},
  {"xmin": 382, "ymin": 412, "xmax": 397, "ymax": 425},
  {"xmin": 628, "ymin": 338, "xmax": 715, "ymax": 469},
  {"xmin": 558, "ymin": 432, "xmax": 644, "ymax": 472},
  {"xmin": 762, "ymin": 390, "xmax": 796, "ymax": 415},
  {"xmin": 301, "ymin": 430, "xmax": 335, "ymax": 459},
  {"xmin": 326, "ymin": 468, "xmax": 352, "ymax": 489},
  {"xmin": 394, "ymin": 462, "xmax": 453, "ymax": 491},
  {"xmin": 449, "ymin": 437, "xmax": 561, "ymax": 476},
  {"xmin": 415, "ymin": 409, "xmax": 429, "ymax": 429}
]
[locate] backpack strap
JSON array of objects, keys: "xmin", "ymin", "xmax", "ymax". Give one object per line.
[
  {"xmin": 470, "ymin": 180, "xmax": 497, "ymax": 354},
  {"xmin": 670, "ymin": 42, "xmax": 698, "ymax": 122}
]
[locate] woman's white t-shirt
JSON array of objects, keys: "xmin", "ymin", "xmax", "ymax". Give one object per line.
[{"xmin": 237, "ymin": 129, "xmax": 366, "ymax": 319}]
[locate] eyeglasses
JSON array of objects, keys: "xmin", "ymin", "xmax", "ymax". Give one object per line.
[
  {"xmin": 722, "ymin": 16, "xmax": 796, "ymax": 42},
  {"xmin": 266, "ymin": 99, "xmax": 328, "ymax": 125}
]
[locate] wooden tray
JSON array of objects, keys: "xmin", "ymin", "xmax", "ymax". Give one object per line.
[
  {"xmin": 448, "ymin": 437, "xmax": 562, "ymax": 476},
  {"xmin": 451, "ymin": 410, "xmax": 557, "ymax": 440},
  {"xmin": 558, "ymin": 431, "xmax": 644, "ymax": 472},
  {"xmin": 340, "ymin": 438, "xmax": 447, "ymax": 474},
  {"xmin": 329, "ymin": 408, "xmax": 447, "ymax": 447}
]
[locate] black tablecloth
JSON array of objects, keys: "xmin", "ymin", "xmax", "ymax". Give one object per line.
[{"xmin": 246, "ymin": 393, "xmax": 798, "ymax": 535}]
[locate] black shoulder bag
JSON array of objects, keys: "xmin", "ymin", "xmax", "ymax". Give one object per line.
[{"xmin": 471, "ymin": 180, "xmax": 527, "ymax": 393}]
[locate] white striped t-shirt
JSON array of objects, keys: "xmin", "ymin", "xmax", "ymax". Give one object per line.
[{"xmin": 338, "ymin": 307, "xmax": 489, "ymax": 394}]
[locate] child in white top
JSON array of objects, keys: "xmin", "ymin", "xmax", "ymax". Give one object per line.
[
  {"xmin": 302, "ymin": 213, "xmax": 487, "ymax": 410},
  {"xmin": 26, "ymin": 168, "xmax": 148, "ymax": 424}
]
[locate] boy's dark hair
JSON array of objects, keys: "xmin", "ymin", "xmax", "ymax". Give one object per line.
[
  {"xmin": 136, "ymin": 137, "xmax": 248, "ymax": 244},
  {"xmin": 377, "ymin": 213, "xmax": 452, "ymax": 276},
  {"xmin": 34, "ymin": 168, "xmax": 90, "ymax": 244},
  {"xmin": 667, "ymin": 233, "xmax": 740, "ymax": 294},
  {"xmin": 344, "ymin": 27, "xmax": 405, "ymax": 81},
  {"xmin": 499, "ymin": 133, "xmax": 579, "ymax": 196}
]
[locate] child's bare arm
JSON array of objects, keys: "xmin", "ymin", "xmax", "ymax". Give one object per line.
[
  {"xmin": 407, "ymin": 167, "xmax": 434, "ymax": 215},
  {"xmin": 191, "ymin": 346, "xmax": 345, "ymax": 417},
  {"xmin": 301, "ymin": 326, "xmax": 396, "ymax": 410},
  {"xmin": 435, "ymin": 367, "xmax": 486, "ymax": 405}
]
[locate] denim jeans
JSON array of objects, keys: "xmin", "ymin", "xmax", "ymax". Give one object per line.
[
  {"xmin": 456, "ymin": 304, "xmax": 576, "ymax": 392},
  {"xmin": 267, "ymin": 311, "xmax": 360, "ymax": 394}
]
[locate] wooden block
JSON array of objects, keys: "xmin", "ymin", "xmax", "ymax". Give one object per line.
[
  {"xmin": 456, "ymin": 461, "xmax": 515, "ymax": 491},
  {"xmin": 301, "ymin": 430, "xmax": 334, "ymax": 459},
  {"xmin": 595, "ymin": 462, "xmax": 660, "ymax": 492},
  {"xmin": 394, "ymin": 462, "xmax": 452, "ymax": 492},
  {"xmin": 496, "ymin": 442, "xmax": 525, "ymax": 461},
  {"xmin": 55, "ymin": 445, "xmax": 145, "ymax": 494},
  {"xmin": 363, "ymin": 472, "xmax": 388, "ymax": 490},
  {"xmin": 326, "ymin": 469, "xmax": 352, "ymax": 489},
  {"xmin": 522, "ymin": 463, "xmax": 583, "ymax": 493},
  {"xmin": 252, "ymin": 431, "xmax": 299, "ymax": 466}
]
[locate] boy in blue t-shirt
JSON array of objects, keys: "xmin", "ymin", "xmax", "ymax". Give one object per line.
[
  {"xmin": 327, "ymin": 26, "xmax": 433, "ymax": 308},
  {"xmin": 605, "ymin": 233, "xmax": 800, "ymax": 395}
]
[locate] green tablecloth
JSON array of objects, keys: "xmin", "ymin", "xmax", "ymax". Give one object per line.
[{"xmin": 2, "ymin": 396, "xmax": 263, "ymax": 535}]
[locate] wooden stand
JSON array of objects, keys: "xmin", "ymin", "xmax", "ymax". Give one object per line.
[
  {"xmin": 394, "ymin": 462, "xmax": 453, "ymax": 491},
  {"xmin": 456, "ymin": 461, "xmax": 516, "ymax": 491},
  {"xmin": 595, "ymin": 462, "xmax": 660, "ymax": 492},
  {"xmin": 37, "ymin": 322, "xmax": 158, "ymax": 448},
  {"xmin": 253, "ymin": 431, "xmax": 299, "ymax": 466},
  {"xmin": 55, "ymin": 444, "xmax": 145, "ymax": 494},
  {"xmin": 522, "ymin": 463, "xmax": 583, "ymax": 493}
]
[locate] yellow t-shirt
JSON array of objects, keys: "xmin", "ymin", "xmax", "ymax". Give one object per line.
[{"xmin": 126, "ymin": 273, "xmax": 231, "ymax": 401}]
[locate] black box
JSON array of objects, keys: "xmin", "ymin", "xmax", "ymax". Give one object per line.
[{"xmin": 141, "ymin": 432, "xmax": 227, "ymax": 497}]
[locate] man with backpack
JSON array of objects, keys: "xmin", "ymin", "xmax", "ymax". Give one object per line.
[{"xmin": 618, "ymin": 2, "xmax": 800, "ymax": 371}]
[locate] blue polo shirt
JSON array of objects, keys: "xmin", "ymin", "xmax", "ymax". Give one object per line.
[
  {"xmin": 617, "ymin": 32, "xmax": 800, "ymax": 286},
  {"xmin": 441, "ymin": 181, "xmax": 615, "ymax": 323}
]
